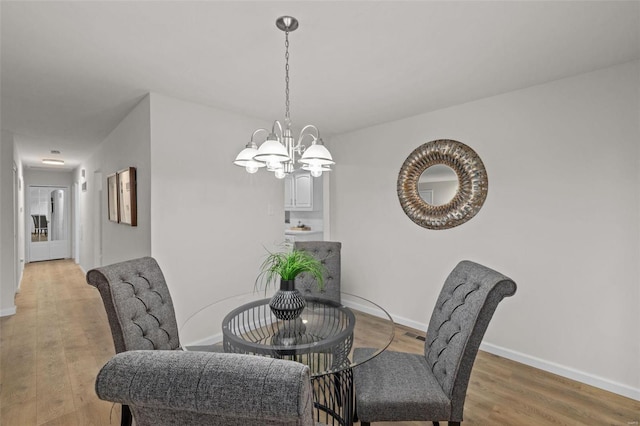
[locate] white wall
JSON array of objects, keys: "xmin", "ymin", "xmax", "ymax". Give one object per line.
[
  {"xmin": 100, "ymin": 96, "xmax": 151, "ymax": 266},
  {"xmin": 76, "ymin": 95, "xmax": 151, "ymax": 272},
  {"xmin": 14, "ymin": 145, "xmax": 24, "ymax": 294},
  {"xmin": 149, "ymin": 93, "xmax": 284, "ymax": 326},
  {"xmin": 24, "ymin": 169, "xmax": 73, "ymax": 187},
  {"xmin": 0, "ymin": 131, "xmax": 16, "ymax": 315},
  {"xmin": 75, "ymin": 149, "xmax": 100, "ymax": 272},
  {"xmin": 330, "ymin": 61, "xmax": 640, "ymax": 399}
]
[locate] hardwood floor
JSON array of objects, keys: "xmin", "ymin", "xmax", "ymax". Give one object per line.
[
  {"xmin": 1, "ymin": 259, "xmax": 639, "ymax": 425},
  {"xmin": 1, "ymin": 259, "xmax": 117, "ymax": 425}
]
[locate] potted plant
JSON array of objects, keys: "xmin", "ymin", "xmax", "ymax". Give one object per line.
[{"xmin": 256, "ymin": 247, "xmax": 326, "ymax": 320}]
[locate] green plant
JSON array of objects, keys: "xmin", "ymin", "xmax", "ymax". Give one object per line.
[{"xmin": 256, "ymin": 247, "xmax": 326, "ymax": 292}]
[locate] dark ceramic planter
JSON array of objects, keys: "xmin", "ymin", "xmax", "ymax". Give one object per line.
[{"xmin": 269, "ymin": 279, "xmax": 306, "ymax": 320}]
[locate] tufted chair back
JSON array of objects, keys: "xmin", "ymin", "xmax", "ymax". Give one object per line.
[
  {"xmin": 423, "ymin": 260, "xmax": 517, "ymax": 420},
  {"xmin": 86, "ymin": 257, "xmax": 180, "ymax": 354},
  {"xmin": 294, "ymin": 241, "xmax": 341, "ymax": 303}
]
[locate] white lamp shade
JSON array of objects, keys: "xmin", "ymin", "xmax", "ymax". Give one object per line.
[
  {"xmin": 234, "ymin": 146, "xmax": 265, "ymax": 168},
  {"xmin": 254, "ymin": 139, "xmax": 290, "ymax": 163},
  {"xmin": 299, "ymin": 143, "xmax": 335, "ymax": 166}
]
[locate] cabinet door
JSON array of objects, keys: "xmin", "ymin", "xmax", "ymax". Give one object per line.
[
  {"xmin": 293, "ymin": 173, "xmax": 312, "ymax": 210},
  {"xmin": 284, "ymin": 175, "xmax": 294, "ymax": 209}
]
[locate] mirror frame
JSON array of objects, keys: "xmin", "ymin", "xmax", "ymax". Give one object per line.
[{"xmin": 397, "ymin": 139, "xmax": 488, "ymax": 230}]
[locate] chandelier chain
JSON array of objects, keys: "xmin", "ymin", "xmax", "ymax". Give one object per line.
[{"xmin": 284, "ymin": 30, "xmax": 291, "ymax": 126}]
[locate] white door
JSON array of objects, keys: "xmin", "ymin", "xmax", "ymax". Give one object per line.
[{"xmin": 29, "ymin": 186, "xmax": 71, "ymax": 262}]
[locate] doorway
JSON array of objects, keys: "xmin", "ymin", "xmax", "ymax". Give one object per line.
[{"xmin": 28, "ymin": 186, "xmax": 70, "ymax": 262}]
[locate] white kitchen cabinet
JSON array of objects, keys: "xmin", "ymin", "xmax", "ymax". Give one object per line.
[{"xmin": 284, "ymin": 172, "xmax": 313, "ymax": 211}]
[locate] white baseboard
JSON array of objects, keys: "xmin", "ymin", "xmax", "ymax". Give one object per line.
[
  {"xmin": 341, "ymin": 297, "xmax": 428, "ymax": 331},
  {"xmin": 0, "ymin": 306, "xmax": 17, "ymax": 317},
  {"xmin": 345, "ymin": 300, "xmax": 640, "ymax": 402},
  {"xmin": 480, "ymin": 342, "xmax": 640, "ymax": 401},
  {"xmin": 387, "ymin": 312, "xmax": 428, "ymax": 332},
  {"xmin": 184, "ymin": 332, "xmax": 223, "ymax": 347}
]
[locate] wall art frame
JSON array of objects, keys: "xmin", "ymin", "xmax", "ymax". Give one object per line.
[
  {"xmin": 117, "ymin": 167, "xmax": 137, "ymax": 226},
  {"xmin": 107, "ymin": 173, "xmax": 119, "ymax": 223}
]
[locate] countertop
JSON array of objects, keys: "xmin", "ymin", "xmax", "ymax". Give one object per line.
[{"xmin": 284, "ymin": 229, "xmax": 323, "ymax": 235}]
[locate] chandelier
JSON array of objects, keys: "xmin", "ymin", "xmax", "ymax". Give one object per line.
[{"xmin": 234, "ymin": 16, "xmax": 334, "ymax": 179}]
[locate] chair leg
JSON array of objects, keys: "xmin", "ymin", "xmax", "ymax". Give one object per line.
[
  {"xmin": 121, "ymin": 404, "xmax": 132, "ymax": 426},
  {"xmin": 360, "ymin": 422, "xmax": 370, "ymax": 426}
]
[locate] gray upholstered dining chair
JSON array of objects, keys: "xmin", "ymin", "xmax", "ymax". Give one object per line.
[
  {"xmin": 353, "ymin": 260, "xmax": 517, "ymax": 426},
  {"xmin": 86, "ymin": 256, "xmax": 221, "ymax": 426},
  {"xmin": 95, "ymin": 350, "xmax": 316, "ymax": 426},
  {"xmin": 31, "ymin": 214, "xmax": 48, "ymax": 236},
  {"xmin": 86, "ymin": 257, "xmax": 181, "ymax": 354},
  {"xmin": 294, "ymin": 241, "xmax": 341, "ymax": 303}
]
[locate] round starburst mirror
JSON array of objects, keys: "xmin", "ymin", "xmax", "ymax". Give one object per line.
[{"xmin": 397, "ymin": 139, "xmax": 488, "ymax": 230}]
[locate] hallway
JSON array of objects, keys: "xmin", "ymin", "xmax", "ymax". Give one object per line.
[{"xmin": 1, "ymin": 260, "xmax": 116, "ymax": 425}]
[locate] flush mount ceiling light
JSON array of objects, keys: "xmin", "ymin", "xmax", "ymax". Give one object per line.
[
  {"xmin": 234, "ymin": 16, "xmax": 335, "ymax": 179},
  {"xmin": 42, "ymin": 158, "xmax": 65, "ymax": 165}
]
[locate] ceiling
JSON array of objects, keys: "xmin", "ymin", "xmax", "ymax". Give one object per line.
[{"xmin": 2, "ymin": 1, "xmax": 639, "ymax": 170}]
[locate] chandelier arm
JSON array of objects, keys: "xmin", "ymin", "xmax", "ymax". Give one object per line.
[
  {"xmin": 298, "ymin": 124, "xmax": 320, "ymax": 140},
  {"xmin": 291, "ymin": 125, "xmax": 317, "ymax": 151},
  {"xmin": 251, "ymin": 128, "xmax": 269, "ymax": 142},
  {"xmin": 271, "ymin": 120, "xmax": 284, "ymax": 137},
  {"xmin": 293, "ymin": 132, "xmax": 316, "ymax": 153}
]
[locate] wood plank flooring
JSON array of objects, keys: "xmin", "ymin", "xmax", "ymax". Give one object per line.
[
  {"xmin": 2, "ymin": 259, "xmax": 639, "ymax": 425},
  {"xmin": 1, "ymin": 259, "xmax": 117, "ymax": 426}
]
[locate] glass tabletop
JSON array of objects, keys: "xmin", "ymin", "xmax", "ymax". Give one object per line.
[{"xmin": 180, "ymin": 291, "xmax": 395, "ymax": 377}]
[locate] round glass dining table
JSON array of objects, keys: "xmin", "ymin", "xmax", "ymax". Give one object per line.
[{"xmin": 180, "ymin": 291, "xmax": 395, "ymax": 426}]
